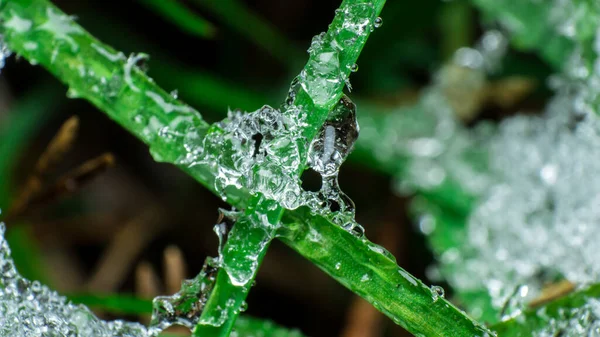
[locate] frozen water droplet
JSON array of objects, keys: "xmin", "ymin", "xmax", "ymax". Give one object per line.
[
  {"xmin": 342, "ymin": 222, "xmax": 364, "ymax": 237},
  {"xmin": 306, "ymin": 96, "xmax": 359, "ymax": 218},
  {"xmin": 214, "ymin": 209, "xmax": 237, "ymax": 264},
  {"xmin": 124, "ymin": 53, "xmax": 149, "ymax": 92},
  {"xmin": 335, "ymin": 262, "xmax": 342, "ymax": 270},
  {"xmin": 239, "ymin": 301, "xmax": 248, "ymax": 312},
  {"xmin": 430, "ymin": 285, "xmax": 445, "ymax": 302},
  {"xmin": 308, "ymin": 95, "xmax": 359, "ymax": 177},
  {"xmin": 374, "ymin": 17, "xmax": 383, "ymax": 28},
  {"xmin": 300, "ymin": 50, "xmax": 342, "ymax": 106}
]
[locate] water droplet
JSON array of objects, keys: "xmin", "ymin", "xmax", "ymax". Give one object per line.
[
  {"xmin": 239, "ymin": 301, "xmax": 248, "ymax": 312},
  {"xmin": 349, "ymin": 63, "xmax": 359, "ymax": 72},
  {"xmin": 335, "ymin": 262, "xmax": 342, "ymax": 270},
  {"xmin": 430, "ymin": 285, "xmax": 445, "ymax": 302},
  {"xmin": 374, "ymin": 17, "xmax": 383, "ymax": 28}
]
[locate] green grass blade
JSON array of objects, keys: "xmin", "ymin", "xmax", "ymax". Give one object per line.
[
  {"xmin": 137, "ymin": 0, "xmax": 216, "ymax": 39},
  {"xmin": 69, "ymin": 293, "xmax": 154, "ymax": 315},
  {"xmin": 279, "ymin": 208, "xmax": 492, "ymax": 337},
  {"xmin": 6, "ymin": 224, "xmax": 51, "ymax": 286},
  {"xmin": 194, "ymin": 199, "xmax": 281, "ymax": 337},
  {"xmin": 233, "ymin": 316, "xmax": 306, "ymax": 337},
  {"xmin": 0, "ymin": 1, "xmax": 496, "ymax": 336},
  {"xmin": 65, "ymin": 9, "xmax": 266, "ymax": 114},
  {"xmin": 189, "ymin": 0, "xmax": 302, "ymax": 68}
]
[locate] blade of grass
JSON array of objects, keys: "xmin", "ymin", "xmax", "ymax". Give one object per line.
[
  {"xmin": 74, "ymin": 11, "xmax": 271, "ymax": 114},
  {"xmin": 194, "ymin": 198, "xmax": 281, "ymax": 337},
  {"xmin": 0, "ymin": 1, "xmax": 495, "ymax": 336},
  {"xmin": 279, "ymin": 207, "xmax": 492, "ymax": 337},
  {"xmin": 5, "ymin": 224, "xmax": 51, "ymax": 285},
  {"xmin": 70, "ymin": 292, "xmax": 154, "ymax": 315},
  {"xmin": 137, "ymin": 0, "xmax": 216, "ymax": 39},
  {"xmin": 188, "ymin": 0, "xmax": 303, "ymax": 69}
]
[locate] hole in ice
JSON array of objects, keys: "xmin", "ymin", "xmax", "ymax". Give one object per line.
[
  {"xmin": 327, "ymin": 198, "xmax": 341, "ymax": 212},
  {"xmin": 300, "ymin": 168, "xmax": 322, "ymax": 192},
  {"xmin": 251, "ymin": 133, "xmax": 264, "ymax": 158}
]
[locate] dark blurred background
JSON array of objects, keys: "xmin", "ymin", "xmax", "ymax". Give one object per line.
[{"xmin": 0, "ymin": 0, "xmax": 554, "ymax": 336}]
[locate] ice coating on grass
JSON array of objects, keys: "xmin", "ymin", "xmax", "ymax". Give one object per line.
[
  {"xmin": 301, "ymin": 2, "xmax": 378, "ymax": 104},
  {"xmin": 175, "ymin": 94, "xmax": 361, "ymax": 231},
  {"xmin": 0, "ymin": 223, "xmax": 148, "ymax": 337}
]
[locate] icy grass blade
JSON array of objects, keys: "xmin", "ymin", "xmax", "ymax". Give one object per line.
[
  {"xmin": 492, "ymin": 283, "xmax": 600, "ymax": 337},
  {"xmin": 194, "ymin": 199, "xmax": 280, "ymax": 337},
  {"xmin": 137, "ymin": 0, "xmax": 216, "ymax": 39},
  {"xmin": 279, "ymin": 209, "xmax": 493, "ymax": 337},
  {"xmin": 188, "ymin": 0, "xmax": 302, "ymax": 69},
  {"xmin": 70, "ymin": 293, "xmax": 154, "ymax": 316},
  {"xmin": 0, "ymin": 1, "xmax": 497, "ymax": 336}
]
